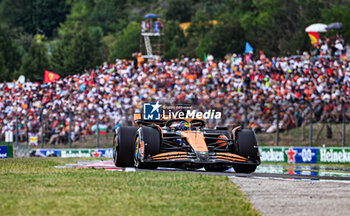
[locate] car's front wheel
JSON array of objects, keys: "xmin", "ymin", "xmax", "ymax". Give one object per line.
[
  {"xmin": 113, "ymin": 126, "xmax": 138, "ymax": 167},
  {"xmin": 134, "ymin": 127, "xmax": 161, "ymax": 169},
  {"xmin": 233, "ymin": 129, "xmax": 260, "ymax": 173}
]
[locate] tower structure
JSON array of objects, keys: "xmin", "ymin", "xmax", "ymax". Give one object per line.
[{"xmin": 140, "ymin": 13, "xmax": 166, "ymax": 58}]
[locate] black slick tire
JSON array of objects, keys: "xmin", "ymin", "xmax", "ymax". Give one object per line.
[
  {"xmin": 113, "ymin": 126, "xmax": 138, "ymax": 167},
  {"xmin": 135, "ymin": 126, "xmax": 161, "ymax": 169},
  {"xmin": 233, "ymin": 129, "xmax": 260, "ymax": 173}
]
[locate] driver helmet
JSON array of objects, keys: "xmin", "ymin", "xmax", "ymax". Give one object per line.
[{"xmin": 177, "ymin": 121, "xmax": 190, "ymax": 130}]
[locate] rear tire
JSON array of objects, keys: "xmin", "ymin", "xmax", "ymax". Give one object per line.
[
  {"xmin": 233, "ymin": 129, "xmax": 260, "ymax": 173},
  {"xmin": 113, "ymin": 126, "xmax": 138, "ymax": 167},
  {"xmin": 135, "ymin": 127, "xmax": 161, "ymax": 169}
]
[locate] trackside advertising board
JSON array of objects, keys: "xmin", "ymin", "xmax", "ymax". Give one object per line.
[
  {"xmin": 260, "ymin": 147, "xmax": 318, "ymax": 163},
  {"xmin": 30, "ymin": 147, "xmax": 350, "ymax": 164},
  {"xmin": 0, "ymin": 145, "xmax": 13, "ymax": 158},
  {"xmin": 260, "ymin": 147, "xmax": 350, "ymax": 164},
  {"xmin": 319, "ymin": 148, "xmax": 350, "ymax": 163},
  {"xmin": 31, "ymin": 148, "xmax": 113, "ymax": 158}
]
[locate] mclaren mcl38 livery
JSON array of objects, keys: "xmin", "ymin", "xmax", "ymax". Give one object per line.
[{"xmin": 113, "ymin": 113, "xmax": 260, "ymax": 173}]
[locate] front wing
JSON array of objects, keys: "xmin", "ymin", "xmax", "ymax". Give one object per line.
[{"xmin": 144, "ymin": 151, "xmax": 259, "ymax": 166}]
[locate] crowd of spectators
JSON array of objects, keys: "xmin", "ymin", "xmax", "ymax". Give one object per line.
[
  {"xmin": 314, "ymin": 35, "xmax": 347, "ymax": 57},
  {"xmin": 0, "ymin": 44, "xmax": 350, "ymax": 144}
]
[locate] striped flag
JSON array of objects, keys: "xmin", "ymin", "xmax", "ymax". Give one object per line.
[
  {"xmin": 92, "ymin": 124, "xmax": 108, "ymax": 135},
  {"xmin": 99, "ymin": 124, "xmax": 107, "ymax": 135}
]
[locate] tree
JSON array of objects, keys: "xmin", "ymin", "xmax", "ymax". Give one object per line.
[
  {"xmin": 0, "ymin": 0, "xmax": 69, "ymax": 37},
  {"xmin": 51, "ymin": 29, "xmax": 102, "ymax": 76},
  {"xmin": 166, "ymin": 0, "xmax": 194, "ymax": 22},
  {"xmin": 109, "ymin": 22, "xmax": 140, "ymax": 61},
  {"xmin": 184, "ymin": 9, "xmax": 213, "ymax": 57},
  {"xmin": 0, "ymin": 26, "xmax": 21, "ymax": 81},
  {"xmin": 59, "ymin": 0, "xmax": 128, "ymax": 37},
  {"xmin": 238, "ymin": 0, "xmax": 326, "ymax": 56},
  {"xmin": 18, "ymin": 41, "xmax": 49, "ymax": 81},
  {"xmin": 196, "ymin": 15, "xmax": 246, "ymax": 58},
  {"xmin": 165, "ymin": 21, "xmax": 186, "ymax": 59},
  {"xmin": 321, "ymin": 2, "xmax": 350, "ymax": 41}
]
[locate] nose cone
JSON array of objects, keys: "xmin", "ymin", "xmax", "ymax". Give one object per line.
[
  {"xmin": 181, "ymin": 131, "xmax": 208, "ymax": 152},
  {"xmin": 181, "ymin": 131, "xmax": 209, "ymax": 161},
  {"xmin": 196, "ymin": 150, "xmax": 209, "ymax": 161}
]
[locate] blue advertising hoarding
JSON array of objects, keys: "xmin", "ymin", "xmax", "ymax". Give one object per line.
[{"xmin": 0, "ymin": 146, "xmax": 8, "ymax": 158}]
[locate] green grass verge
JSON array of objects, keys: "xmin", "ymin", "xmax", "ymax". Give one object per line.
[{"xmin": 0, "ymin": 158, "xmax": 260, "ymax": 216}]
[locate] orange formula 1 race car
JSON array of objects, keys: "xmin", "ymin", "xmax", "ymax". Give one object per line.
[{"xmin": 113, "ymin": 113, "xmax": 260, "ymax": 173}]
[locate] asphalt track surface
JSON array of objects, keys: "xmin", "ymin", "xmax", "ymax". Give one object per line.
[{"xmin": 230, "ymin": 176, "xmax": 350, "ymax": 216}]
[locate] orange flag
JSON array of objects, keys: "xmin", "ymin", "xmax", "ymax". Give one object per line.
[
  {"xmin": 44, "ymin": 70, "xmax": 60, "ymax": 83},
  {"xmin": 308, "ymin": 32, "xmax": 319, "ymax": 46}
]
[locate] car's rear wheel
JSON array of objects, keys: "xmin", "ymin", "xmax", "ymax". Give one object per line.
[
  {"xmin": 233, "ymin": 129, "xmax": 260, "ymax": 173},
  {"xmin": 113, "ymin": 126, "xmax": 138, "ymax": 167},
  {"xmin": 134, "ymin": 127, "xmax": 161, "ymax": 169}
]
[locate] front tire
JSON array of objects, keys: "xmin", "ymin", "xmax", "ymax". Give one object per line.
[
  {"xmin": 233, "ymin": 129, "xmax": 260, "ymax": 173},
  {"xmin": 134, "ymin": 127, "xmax": 161, "ymax": 169},
  {"xmin": 113, "ymin": 126, "xmax": 138, "ymax": 167}
]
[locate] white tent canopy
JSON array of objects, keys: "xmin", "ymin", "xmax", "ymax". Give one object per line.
[{"xmin": 305, "ymin": 23, "xmax": 327, "ymax": 32}]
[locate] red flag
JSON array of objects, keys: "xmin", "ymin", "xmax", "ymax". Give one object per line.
[
  {"xmin": 307, "ymin": 32, "xmax": 319, "ymax": 46},
  {"xmin": 44, "ymin": 70, "xmax": 60, "ymax": 83}
]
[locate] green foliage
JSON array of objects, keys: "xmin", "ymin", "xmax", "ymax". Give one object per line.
[
  {"xmin": 60, "ymin": 0, "xmax": 128, "ymax": 37},
  {"xmin": 237, "ymin": 0, "xmax": 330, "ymax": 56},
  {"xmin": 184, "ymin": 9, "xmax": 214, "ymax": 57},
  {"xmin": 0, "ymin": 158, "xmax": 260, "ymax": 216},
  {"xmin": 165, "ymin": 21, "xmax": 186, "ymax": 58},
  {"xmin": 101, "ymin": 35, "xmax": 117, "ymax": 62},
  {"xmin": 196, "ymin": 14, "xmax": 246, "ymax": 58},
  {"xmin": 0, "ymin": 26, "xmax": 21, "ymax": 81},
  {"xmin": 18, "ymin": 41, "xmax": 49, "ymax": 81},
  {"xmin": 0, "ymin": 0, "xmax": 69, "ymax": 37},
  {"xmin": 51, "ymin": 29, "xmax": 102, "ymax": 76},
  {"xmin": 109, "ymin": 22, "xmax": 140, "ymax": 60},
  {"xmin": 321, "ymin": 3, "xmax": 350, "ymax": 41},
  {"xmin": 0, "ymin": 53, "xmax": 9, "ymax": 81},
  {"xmin": 166, "ymin": 0, "xmax": 194, "ymax": 22}
]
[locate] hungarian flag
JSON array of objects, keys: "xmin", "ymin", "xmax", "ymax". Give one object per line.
[
  {"xmin": 91, "ymin": 124, "xmax": 108, "ymax": 135},
  {"xmin": 99, "ymin": 124, "xmax": 107, "ymax": 135},
  {"xmin": 44, "ymin": 70, "xmax": 60, "ymax": 83},
  {"xmin": 307, "ymin": 32, "xmax": 319, "ymax": 46}
]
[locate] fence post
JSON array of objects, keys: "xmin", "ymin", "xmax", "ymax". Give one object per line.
[
  {"xmin": 342, "ymin": 103, "xmax": 346, "ymax": 147},
  {"xmin": 274, "ymin": 104, "xmax": 280, "ymax": 146},
  {"xmin": 15, "ymin": 115, "xmax": 19, "ymax": 149},
  {"xmin": 96, "ymin": 110, "xmax": 100, "ymax": 149},
  {"xmin": 40, "ymin": 107, "xmax": 44, "ymax": 148},
  {"xmin": 26, "ymin": 122, "xmax": 29, "ymax": 146},
  {"xmin": 68, "ymin": 112, "xmax": 72, "ymax": 148},
  {"xmin": 308, "ymin": 103, "xmax": 313, "ymax": 147}
]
